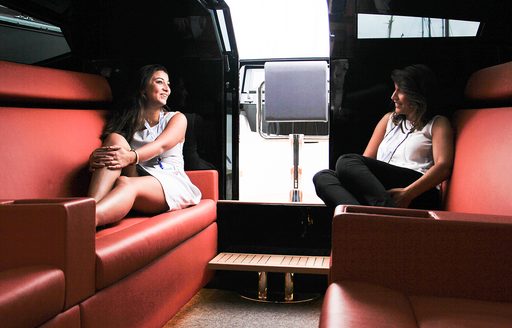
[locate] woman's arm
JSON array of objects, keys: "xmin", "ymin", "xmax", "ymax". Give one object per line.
[
  {"xmin": 388, "ymin": 116, "xmax": 454, "ymax": 207},
  {"xmin": 363, "ymin": 112, "xmax": 392, "ymax": 158},
  {"xmin": 134, "ymin": 112, "xmax": 187, "ymax": 164},
  {"xmin": 90, "ymin": 112, "xmax": 187, "ymax": 170}
]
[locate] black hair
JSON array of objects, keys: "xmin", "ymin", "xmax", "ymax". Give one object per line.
[
  {"xmin": 391, "ymin": 64, "xmax": 438, "ymax": 130},
  {"xmin": 101, "ymin": 64, "xmax": 169, "ymax": 142}
]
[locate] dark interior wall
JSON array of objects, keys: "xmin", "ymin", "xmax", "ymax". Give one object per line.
[
  {"xmin": 169, "ymin": 58, "xmax": 224, "ymax": 170},
  {"xmin": 217, "ymin": 203, "xmax": 332, "ymax": 255},
  {"xmin": 328, "ymin": 0, "xmax": 512, "ymax": 167},
  {"xmin": 71, "ymin": 1, "xmax": 226, "ymax": 172}
]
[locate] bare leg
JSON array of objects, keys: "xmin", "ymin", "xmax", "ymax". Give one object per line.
[
  {"xmin": 88, "ymin": 133, "xmax": 168, "ymax": 226},
  {"xmin": 87, "ymin": 133, "xmax": 130, "ymax": 202},
  {"xmin": 95, "ymin": 175, "xmax": 168, "ymax": 226}
]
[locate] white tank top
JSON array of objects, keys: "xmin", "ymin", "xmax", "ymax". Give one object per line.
[{"xmin": 377, "ymin": 114, "xmax": 440, "ymax": 174}]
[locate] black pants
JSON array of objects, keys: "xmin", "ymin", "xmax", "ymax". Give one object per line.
[{"xmin": 313, "ymin": 154, "xmax": 441, "ymax": 211}]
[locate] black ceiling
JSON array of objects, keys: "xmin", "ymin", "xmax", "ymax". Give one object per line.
[
  {"xmin": 2, "ymin": 0, "xmax": 512, "ymax": 63},
  {"xmin": 4, "ymin": 0, "xmax": 512, "ymax": 30}
]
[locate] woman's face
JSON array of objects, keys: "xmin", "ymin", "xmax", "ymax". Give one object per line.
[
  {"xmin": 391, "ymin": 83, "xmax": 415, "ymax": 118},
  {"xmin": 144, "ymin": 70, "xmax": 170, "ymax": 108}
]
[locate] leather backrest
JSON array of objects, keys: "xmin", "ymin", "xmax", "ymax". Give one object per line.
[
  {"xmin": 0, "ymin": 60, "xmax": 111, "ymax": 104},
  {"xmin": 0, "ymin": 107, "xmax": 106, "ymax": 199},
  {"xmin": 0, "ymin": 61, "xmax": 110, "ymax": 199},
  {"xmin": 465, "ymin": 61, "xmax": 512, "ymax": 103},
  {"xmin": 444, "ymin": 61, "xmax": 512, "ymax": 215},
  {"xmin": 444, "ymin": 107, "xmax": 512, "ymax": 215}
]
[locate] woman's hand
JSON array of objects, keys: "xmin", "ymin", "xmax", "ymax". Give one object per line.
[
  {"xmin": 89, "ymin": 145, "xmax": 135, "ymax": 171},
  {"xmin": 387, "ymin": 187, "xmax": 413, "ymax": 208}
]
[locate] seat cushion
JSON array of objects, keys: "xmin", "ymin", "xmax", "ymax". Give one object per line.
[
  {"xmin": 95, "ymin": 199, "xmax": 216, "ymax": 290},
  {"xmin": 320, "ymin": 281, "xmax": 512, "ymax": 328},
  {"xmin": 319, "ymin": 281, "xmax": 418, "ymax": 328},
  {"xmin": 0, "ymin": 266, "xmax": 65, "ymax": 328},
  {"xmin": 410, "ymin": 295, "xmax": 512, "ymax": 328}
]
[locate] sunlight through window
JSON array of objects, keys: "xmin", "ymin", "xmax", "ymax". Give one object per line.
[{"xmin": 226, "ymin": 0, "xmax": 330, "ymax": 60}]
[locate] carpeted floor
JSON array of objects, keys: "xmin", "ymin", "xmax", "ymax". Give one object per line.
[{"xmin": 164, "ymin": 288, "xmax": 323, "ymax": 328}]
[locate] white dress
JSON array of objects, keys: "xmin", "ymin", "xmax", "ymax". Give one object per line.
[{"xmin": 130, "ymin": 110, "xmax": 201, "ymax": 210}]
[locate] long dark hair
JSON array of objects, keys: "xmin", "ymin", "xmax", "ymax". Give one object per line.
[
  {"xmin": 390, "ymin": 64, "xmax": 438, "ymax": 130},
  {"xmin": 101, "ymin": 64, "xmax": 169, "ymax": 142}
]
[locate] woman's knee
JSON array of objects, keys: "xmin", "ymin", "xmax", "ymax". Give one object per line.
[
  {"xmin": 335, "ymin": 153, "xmax": 364, "ymax": 175},
  {"xmin": 313, "ymin": 169, "xmax": 336, "ymax": 186},
  {"xmin": 103, "ymin": 132, "xmax": 130, "ymax": 147},
  {"xmin": 114, "ymin": 175, "xmax": 133, "ymax": 189},
  {"xmin": 336, "ymin": 153, "xmax": 363, "ymax": 166},
  {"xmin": 114, "ymin": 176, "xmax": 161, "ymax": 199}
]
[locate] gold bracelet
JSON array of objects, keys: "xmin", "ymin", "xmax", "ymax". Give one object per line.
[{"xmin": 130, "ymin": 148, "xmax": 139, "ymax": 165}]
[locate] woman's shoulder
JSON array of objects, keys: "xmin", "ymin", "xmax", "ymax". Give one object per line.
[
  {"xmin": 380, "ymin": 111, "xmax": 395, "ymax": 127},
  {"xmin": 163, "ymin": 110, "xmax": 185, "ymax": 120},
  {"xmin": 428, "ymin": 115, "xmax": 452, "ymax": 136},
  {"xmin": 163, "ymin": 111, "xmax": 187, "ymax": 130},
  {"xmin": 378, "ymin": 111, "xmax": 394, "ymax": 124},
  {"xmin": 383, "ymin": 111, "xmax": 394, "ymax": 120},
  {"xmin": 431, "ymin": 114, "xmax": 451, "ymax": 126}
]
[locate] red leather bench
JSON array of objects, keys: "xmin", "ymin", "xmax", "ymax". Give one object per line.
[
  {"xmin": 320, "ymin": 62, "xmax": 512, "ymax": 327},
  {"xmin": 0, "ymin": 61, "xmax": 218, "ymax": 328}
]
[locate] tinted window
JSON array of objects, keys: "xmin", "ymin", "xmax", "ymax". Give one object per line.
[
  {"xmin": 358, "ymin": 13, "xmax": 480, "ymax": 39},
  {"xmin": 0, "ymin": 5, "xmax": 70, "ymax": 63}
]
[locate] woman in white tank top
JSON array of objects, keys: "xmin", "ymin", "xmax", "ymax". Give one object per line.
[
  {"xmin": 313, "ymin": 64, "xmax": 454, "ymax": 210},
  {"xmin": 87, "ymin": 64, "xmax": 200, "ymax": 227}
]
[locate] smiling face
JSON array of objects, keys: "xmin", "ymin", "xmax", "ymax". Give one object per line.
[
  {"xmin": 391, "ymin": 83, "xmax": 416, "ymax": 119},
  {"xmin": 144, "ymin": 70, "xmax": 170, "ymax": 108}
]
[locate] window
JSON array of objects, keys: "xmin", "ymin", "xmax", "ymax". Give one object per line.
[
  {"xmin": 241, "ymin": 66, "xmax": 264, "ymax": 95},
  {"xmin": 0, "ymin": 5, "xmax": 70, "ymax": 63},
  {"xmin": 226, "ymin": 0, "xmax": 329, "ymax": 60},
  {"xmin": 358, "ymin": 13, "xmax": 480, "ymax": 39}
]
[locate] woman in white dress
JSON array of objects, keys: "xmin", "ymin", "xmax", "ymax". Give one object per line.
[{"xmin": 88, "ymin": 64, "xmax": 201, "ymax": 227}]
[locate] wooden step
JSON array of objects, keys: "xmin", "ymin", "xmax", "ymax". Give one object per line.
[{"xmin": 208, "ymin": 252, "xmax": 330, "ymax": 275}]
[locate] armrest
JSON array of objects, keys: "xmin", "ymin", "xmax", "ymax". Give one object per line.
[
  {"xmin": 186, "ymin": 170, "xmax": 219, "ymax": 202},
  {"xmin": 0, "ymin": 198, "xmax": 96, "ymax": 308},
  {"xmin": 330, "ymin": 205, "xmax": 512, "ymax": 302},
  {"xmin": 335, "ymin": 204, "xmax": 433, "ymax": 218}
]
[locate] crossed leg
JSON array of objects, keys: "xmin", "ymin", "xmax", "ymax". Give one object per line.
[{"xmin": 88, "ymin": 133, "xmax": 168, "ymax": 226}]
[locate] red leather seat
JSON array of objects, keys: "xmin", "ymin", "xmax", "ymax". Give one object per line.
[
  {"xmin": 0, "ymin": 266, "xmax": 65, "ymax": 328},
  {"xmin": 0, "ymin": 60, "xmax": 219, "ymax": 327},
  {"xmin": 95, "ymin": 200, "xmax": 216, "ymax": 290},
  {"xmin": 321, "ymin": 281, "xmax": 512, "ymax": 328},
  {"xmin": 319, "ymin": 61, "xmax": 512, "ymax": 328}
]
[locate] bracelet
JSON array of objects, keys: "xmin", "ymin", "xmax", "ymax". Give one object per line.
[{"xmin": 130, "ymin": 148, "xmax": 139, "ymax": 165}]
